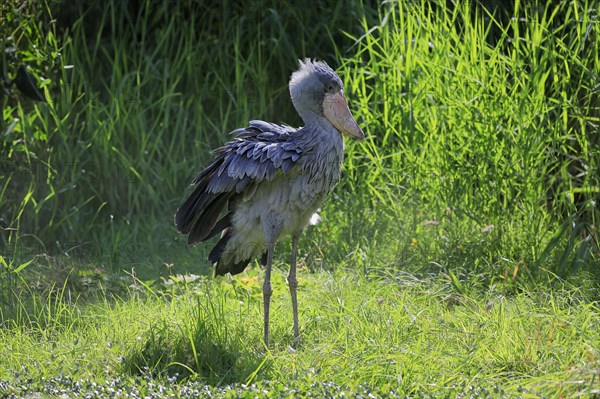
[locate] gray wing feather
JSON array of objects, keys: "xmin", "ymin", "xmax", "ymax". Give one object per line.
[
  {"xmin": 207, "ymin": 121, "xmax": 301, "ymax": 194},
  {"xmin": 282, "ymin": 159, "xmax": 295, "ymax": 173}
]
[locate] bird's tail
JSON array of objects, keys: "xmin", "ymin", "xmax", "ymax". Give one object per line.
[{"xmin": 176, "ymin": 158, "xmax": 266, "ymax": 275}]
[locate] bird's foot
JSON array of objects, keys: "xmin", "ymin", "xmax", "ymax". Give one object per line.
[{"xmin": 291, "ymin": 333, "xmax": 300, "ymax": 350}]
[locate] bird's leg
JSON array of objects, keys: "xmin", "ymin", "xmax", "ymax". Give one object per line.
[
  {"xmin": 288, "ymin": 235, "xmax": 300, "ymax": 348},
  {"xmin": 263, "ymin": 242, "xmax": 274, "ymax": 347}
]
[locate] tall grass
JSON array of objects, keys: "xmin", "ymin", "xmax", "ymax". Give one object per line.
[
  {"xmin": 319, "ymin": 0, "xmax": 599, "ymax": 282},
  {"xmin": 1, "ymin": 0, "xmax": 598, "ymax": 288}
]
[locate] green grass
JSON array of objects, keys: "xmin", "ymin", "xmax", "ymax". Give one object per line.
[
  {"xmin": 1, "ymin": 0, "xmax": 600, "ymax": 397},
  {"xmin": 327, "ymin": 0, "xmax": 599, "ymax": 280},
  {"xmin": 1, "ymin": 269, "xmax": 599, "ymax": 397},
  {"xmin": 2, "ymin": 0, "xmax": 596, "ymax": 280}
]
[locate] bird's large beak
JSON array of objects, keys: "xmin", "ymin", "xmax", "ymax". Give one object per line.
[{"xmin": 323, "ymin": 90, "xmax": 364, "ymax": 140}]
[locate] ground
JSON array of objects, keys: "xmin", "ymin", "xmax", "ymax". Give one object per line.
[{"xmin": 1, "ymin": 265, "xmax": 599, "ymax": 398}]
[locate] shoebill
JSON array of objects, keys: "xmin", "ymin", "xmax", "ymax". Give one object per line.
[{"xmin": 175, "ymin": 59, "xmax": 364, "ymax": 347}]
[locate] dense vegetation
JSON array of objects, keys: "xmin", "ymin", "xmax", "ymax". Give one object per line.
[{"xmin": 1, "ymin": 0, "xmax": 599, "ymax": 397}]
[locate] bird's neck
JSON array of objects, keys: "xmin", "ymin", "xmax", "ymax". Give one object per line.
[
  {"xmin": 300, "ymin": 111, "xmax": 340, "ymax": 137},
  {"xmin": 299, "ymin": 115, "xmax": 345, "ymax": 157},
  {"xmin": 297, "ymin": 116, "xmax": 345, "ymax": 191},
  {"xmin": 296, "ymin": 108, "xmax": 321, "ymax": 126}
]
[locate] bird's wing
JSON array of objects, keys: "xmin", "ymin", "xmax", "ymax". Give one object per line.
[
  {"xmin": 202, "ymin": 120, "xmax": 302, "ymax": 193},
  {"xmin": 175, "ymin": 120, "xmax": 302, "ymax": 244}
]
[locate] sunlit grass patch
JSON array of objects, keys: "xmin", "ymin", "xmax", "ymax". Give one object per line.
[{"xmin": 1, "ymin": 270, "xmax": 599, "ymax": 397}]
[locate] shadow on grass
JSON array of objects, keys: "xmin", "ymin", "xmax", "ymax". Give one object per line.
[{"xmin": 121, "ymin": 291, "xmax": 269, "ymax": 385}]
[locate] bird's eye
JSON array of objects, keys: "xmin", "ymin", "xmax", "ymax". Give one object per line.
[{"xmin": 327, "ymin": 84, "xmax": 334, "ymax": 92}]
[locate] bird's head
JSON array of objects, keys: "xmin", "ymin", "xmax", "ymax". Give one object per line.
[{"xmin": 289, "ymin": 59, "xmax": 364, "ymax": 140}]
